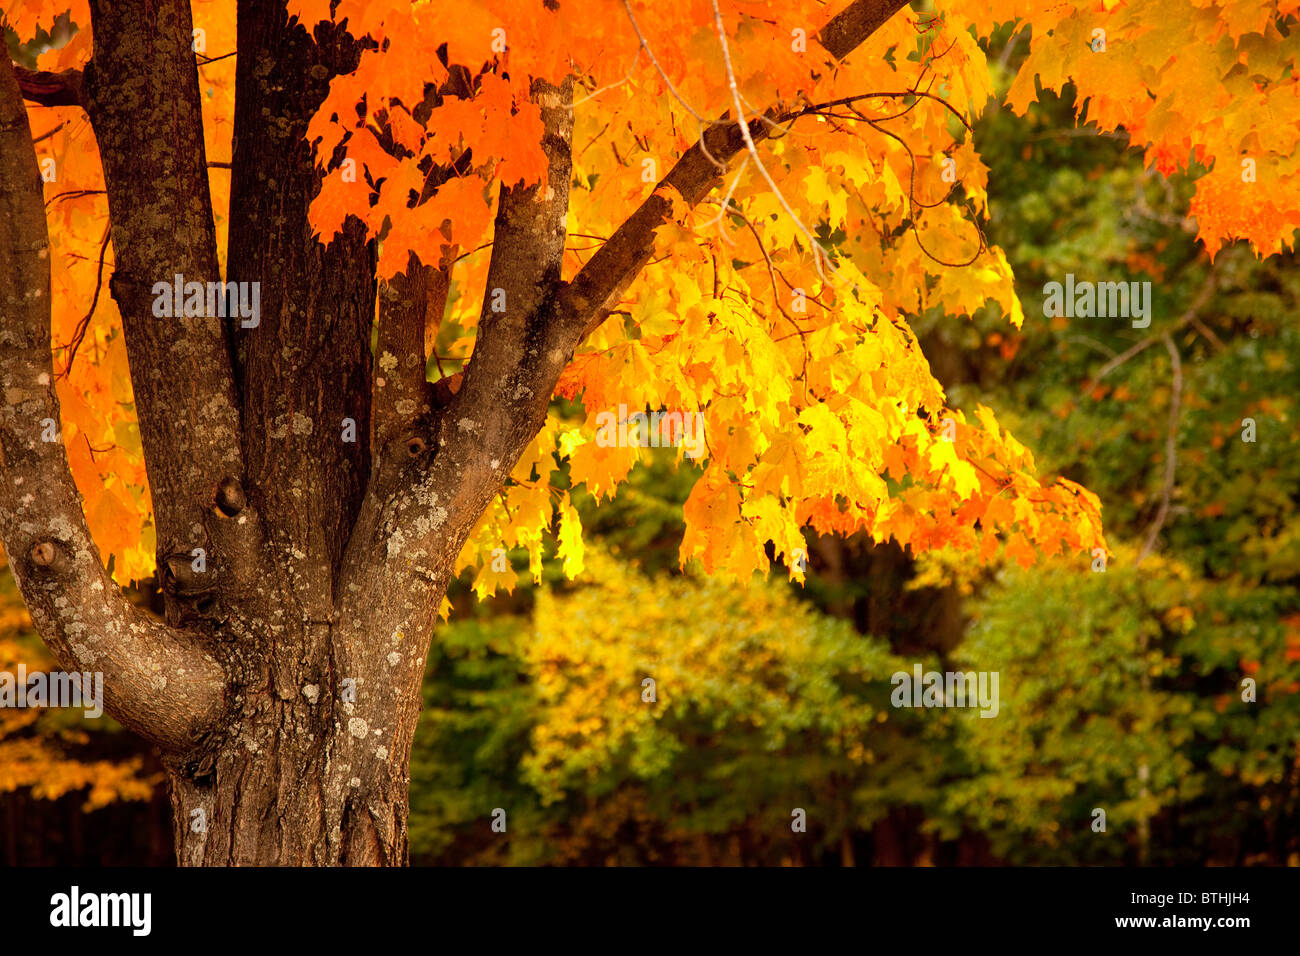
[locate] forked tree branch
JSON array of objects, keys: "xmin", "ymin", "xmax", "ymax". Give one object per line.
[
  {"xmin": 449, "ymin": 75, "xmax": 577, "ymax": 457},
  {"xmin": 374, "ymin": 0, "xmax": 912, "ymax": 573},
  {"xmin": 1079, "ymin": 271, "xmax": 1216, "ymax": 400},
  {"xmin": 0, "ymin": 57, "xmax": 226, "ymax": 751},
  {"xmin": 328, "ymin": 78, "xmax": 578, "ymax": 843},
  {"xmin": 344, "ymin": 75, "xmax": 578, "ymax": 592}
]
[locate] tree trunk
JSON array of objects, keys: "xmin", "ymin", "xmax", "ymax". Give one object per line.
[{"xmin": 166, "ymin": 610, "xmax": 440, "ymax": 866}]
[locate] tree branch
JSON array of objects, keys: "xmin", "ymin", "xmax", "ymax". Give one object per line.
[
  {"xmin": 349, "ymin": 0, "xmax": 912, "ymax": 591},
  {"xmin": 83, "ymin": 0, "xmax": 246, "ymax": 618},
  {"xmin": 449, "ymin": 76, "xmax": 576, "ymax": 448},
  {"xmin": 326, "ymin": 79, "xmax": 577, "ymax": 834},
  {"xmin": 1079, "ymin": 271, "xmax": 1216, "ymax": 400},
  {"xmin": 372, "ymin": 252, "xmax": 443, "ymax": 464},
  {"xmin": 416, "ymin": 0, "xmax": 915, "ymax": 412},
  {"xmin": 0, "ymin": 57, "xmax": 226, "ymax": 752},
  {"xmin": 226, "ymin": 3, "xmax": 376, "ymax": 617},
  {"xmin": 368, "ymin": 69, "xmax": 475, "ymax": 453},
  {"xmin": 556, "ymin": 0, "xmax": 913, "ymax": 342},
  {"xmin": 818, "ymin": 0, "xmax": 913, "ymax": 59},
  {"xmin": 12, "ymin": 64, "xmax": 86, "ymax": 108}
]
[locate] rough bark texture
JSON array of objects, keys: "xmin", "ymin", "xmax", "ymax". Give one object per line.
[
  {"xmin": 0, "ymin": 0, "xmax": 911, "ymax": 865},
  {"xmin": 81, "ymin": 0, "xmax": 247, "ymax": 637},
  {"xmin": 0, "ymin": 53, "xmax": 225, "ymax": 752}
]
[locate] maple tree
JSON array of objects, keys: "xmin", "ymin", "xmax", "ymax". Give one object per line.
[{"xmin": 0, "ymin": 0, "xmax": 1296, "ymax": 865}]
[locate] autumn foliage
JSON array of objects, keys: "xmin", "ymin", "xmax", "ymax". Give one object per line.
[
  {"xmin": 10, "ymin": 0, "xmax": 1297, "ymax": 608},
  {"xmin": 2, "ymin": 0, "xmax": 1299, "ymax": 864}
]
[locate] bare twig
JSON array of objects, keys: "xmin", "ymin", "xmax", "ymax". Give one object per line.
[
  {"xmin": 720, "ymin": 200, "xmax": 813, "ymax": 400},
  {"xmin": 802, "ymin": 89, "xmax": 972, "ymax": 133},
  {"xmin": 45, "ymin": 188, "xmax": 106, "ymax": 207},
  {"xmin": 32, "ymin": 120, "xmax": 64, "ymax": 144},
  {"xmin": 568, "ymin": 46, "xmax": 642, "ymax": 108},
  {"xmin": 1079, "ymin": 272, "xmax": 1216, "ymax": 400},
  {"xmin": 57, "ymin": 223, "xmax": 112, "ymax": 378},
  {"xmin": 195, "ymin": 50, "xmax": 237, "ymax": 66}
]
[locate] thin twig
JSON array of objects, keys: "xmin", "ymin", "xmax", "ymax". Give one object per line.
[
  {"xmin": 1189, "ymin": 315, "xmax": 1227, "ymax": 352},
  {"xmin": 723, "ymin": 201, "xmax": 812, "ymax": 400},
  {"xmin": 696, "ymin": 154, "xmax": 750, "ymax": 236},
  {"xmin": 196, "ymin": 51, "xmax": 237, "ymax": 66},
  {"xmin": 1079, "ymin": 272, "xmax": 1216, "ymax": 399},
  {"xmin": 568, "ymin": 47, "xmax": 642, "ymax": 108},
  {"xmin": 622, "ymin": 0, "xmax": 727, "ymax": 170},
  {"xmin": 32, "ymin": 121, "xmax": 64, "ymax": 145},
  {"xmin": 1064, "ymin": 334, "xmax": 1117, "ymax": 360},
  {"xmin": 58, "ymin": 224, "xmax": 112, "ymax": 378},
  {"xmin": 801, "ymin": 89, "xmax": 972, "ymax": 133},
  {"xmin": 711, "ymin": 0, "xmax": 845, "ymax": 288},
  {"xmin": 45, "ymin": 188, "xmax": 105, "ymax": 208}
]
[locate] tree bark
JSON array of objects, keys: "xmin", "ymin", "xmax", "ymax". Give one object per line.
[{"xmin": 1, "ymin": 47, "xmax": 226, "ymax": 755}]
